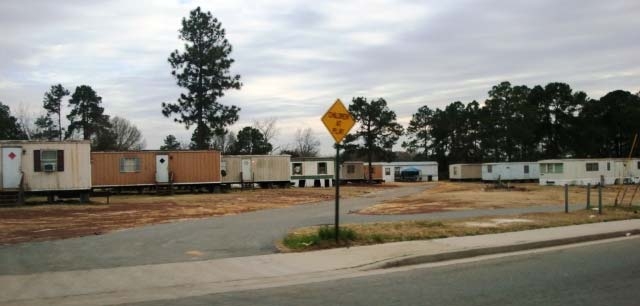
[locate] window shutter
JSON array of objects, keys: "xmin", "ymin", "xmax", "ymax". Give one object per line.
[
  {"xmin": 57, "ymin": 150, "xmax": 64, "ymax": 171},
  {"xmin": 34, "ymin": 150, "xmax": 41, "ymax": 172}
]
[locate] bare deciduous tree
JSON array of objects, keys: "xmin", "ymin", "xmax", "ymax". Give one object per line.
[
  {"xmin": 211, "ymin": 131, "xmax": 237, "ymax": 153},
  {"xmin": 14, "ymin": 102, "xmax": 37, "ymax": 139},
  {"xmin": 253, "ymin": 117, "xmax": 279, "ymax": 153},
  {"xmin": 293, "ymin": 128, "xmax": 320, "ymax": 157},
  {"xmin": 111, "ymin": 116, "xmax": 145, "ymax": 150}
]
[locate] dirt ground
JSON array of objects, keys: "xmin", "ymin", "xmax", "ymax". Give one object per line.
[
  {"xmin": 0, "ymin": 185, "xmax": 389, "ymax": 245},
  {"xmin": 356, "ymin": 181, "xmax": 637, "ymax": 215}
]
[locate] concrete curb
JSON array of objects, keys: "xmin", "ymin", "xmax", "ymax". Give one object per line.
[{"xmin": 365, "ymin": 229, "xmax": 640, "ymax": 270}]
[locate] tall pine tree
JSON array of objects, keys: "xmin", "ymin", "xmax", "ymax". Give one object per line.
[{"xmin": 162, "ymin": 7, "xmax": 242, "ymax": 150}]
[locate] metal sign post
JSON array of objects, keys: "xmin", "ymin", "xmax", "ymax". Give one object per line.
[
  {"xmin": 321, "ymin": 99, "xmax": 355, "ymax": 243},
  {"xmin": 335, "ymin": 144, "xmax": 340, "ymax": 243}
]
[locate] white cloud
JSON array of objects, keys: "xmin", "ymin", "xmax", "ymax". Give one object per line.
[{"xmin": 0, "ymin": 0, "xmax": 639, "ymax": 152}]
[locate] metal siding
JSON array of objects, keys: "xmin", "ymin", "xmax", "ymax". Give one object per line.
[
  {"xmin": 92, "ymin": 152, "xmax": 156, "ymax": 187},
  {"xmin": 291, "ymin": 159, "xmax": 335, "ymax": 179},
  {"xmin": 341, "ymin": 162, "xmax": 365, "ymax": 180},
  {"xmin": 15, "ymin": 141, "xmax": 91, "ymax": 191},
  {"xmin": 364, "ymin": 164, "xmax": 383, "ymax": 181},
  {"xmin": 252, "ymin": 156, "xmax": 291, "ymax": 182},
  {"xmin": 221, "ymin": 157, "xmax": 242, "ymax": 183},
  {"xmin": 92, "ymin": 150, "xmax": 221, "ymax": 187},
  {"xmin": 538, "ymin": 159, "xmax": 622, "ymax": 186},
  {"xmin": 169, "ymin": 151, "xmax": 221, "ymax": 183},
  {"xmin": 481, "ymin": 162, "xmax": 540, "ymax": 181}
]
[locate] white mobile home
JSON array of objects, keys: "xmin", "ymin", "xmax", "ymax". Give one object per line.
[
  {"xmin": 374, "ymin": 161, "xmax": 439, "ymax": 182},
  {"xmin": 482, "ymin": 162, "xmax": 539, "ymax": 181},
  {"xmin": 538, "ymin": 158, "xmax": 640, "ymax": 186},
  {"xmin": 290, "ymin": 157, "xmax": 335, "ymax": 187},
  {"xmin": 449, "ymin": 163, "xmax": 482, "ymax": 181},
  {"xmin": 0, "ymin": 140, "xmax": 92, "ymax": 203}
]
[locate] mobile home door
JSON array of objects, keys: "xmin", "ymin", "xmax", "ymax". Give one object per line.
[
  {"xmin": 2, "ymin": 147, "xmax": 22, "ymax": 189},
  {"xmin": 241, "ymin": 159, "xmax": 252, "ymax": 181},
  {"xmin": 156, "ymin": 155, "xmax": 169, "ymax": 183}
]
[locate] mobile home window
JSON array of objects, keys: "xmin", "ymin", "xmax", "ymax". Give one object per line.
[
  {"xmin": 41, "ymin": 150, "xmax": 58, "ymax": 172},
  {"xmin": 34, "ymin": 149, "xmax": 64, "ymax": 172},
  {"xmin": 120, "ymin": 157, "xmax": 141, "ymax": 173},
  {"xmin": 347, "ymin": 164, "xmax": 355, "ymax": 174},
  {"xmin": 542, "ymin": 163, "xmax": 562, "ymax": 174},
  {"xmin": 292, "ymin": 163, "xmax": 303, "ymax": 175},
  {"xmin": 394, "ymin": 167, "xmax": 401, "ymax": 177},
  {"xmin": 554, "ymin": 163, "xmax": 564, "ymax": 173},
  {"xmin": 385, "ymin": 168, "xmax": 391, "ymax": 175},
  {"xmin": 524, "ymin": 165, "xmax": 529, "ymax": 174},
  {"xmin": 638, "ymin": 161, "xmax": 640, "ymax": 169},
  {"xmin": 586, "ymin": 163, "xmax": 599, "ymax": 172},
  {"xmin": 453, "ymin": 167, "xmax": 458, "ymax": 175},
  {"xmin": 607, "ymin": 162, "xmax": 611, "ymax": 171},
  {"xmin": 317, "ymin": 162, "xmax": 327, "ymax": 174},
  {"xmin": 487, "ymin": 165, "xmax": 493, "ymax": 173}
]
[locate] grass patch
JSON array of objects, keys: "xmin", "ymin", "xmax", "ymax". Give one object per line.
[
  {"xmin": 279, "ymin": 206, "xmax": 640, "ymax": 252},
  {"xmin": 282, "ymin": 225, "xmax": 357, "ymax": 249}
]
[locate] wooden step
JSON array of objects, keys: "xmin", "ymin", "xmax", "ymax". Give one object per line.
[{"xmin": 0, "ymin": 192, "xmax": 20, "ymax": 205}]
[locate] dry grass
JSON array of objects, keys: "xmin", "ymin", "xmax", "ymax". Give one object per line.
[
  {"xmin": 0, "ymin": 185, "xmax": 385, "ymax": 245},
  {"xmin": 280, "ymin": 206, "xmax": 640, "ymax": 251},
  {"xmin": 357, "ymin": 181, "xmax": 630, "ymax": 215}
]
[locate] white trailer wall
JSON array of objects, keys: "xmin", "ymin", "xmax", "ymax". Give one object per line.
[
  {"xmin": 539, "ymin": 159, "xmax": 619, "ymax": 186},
  {"xmin": 482, "ymin": 162, "xmax": 540, "ymax": 181},
  {"xmin": 291, "ymin": 158, "xmax": 335, "ymax": 187}
]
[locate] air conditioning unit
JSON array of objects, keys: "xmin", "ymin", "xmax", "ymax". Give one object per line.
[{"xmin": 43, "ymin": 162, "xmax": 56, "ymax": 172}]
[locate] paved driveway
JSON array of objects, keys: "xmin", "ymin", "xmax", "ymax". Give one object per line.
[{"xmin": 0, "ymin": 184, "xmax": 573, "ymax": 275}]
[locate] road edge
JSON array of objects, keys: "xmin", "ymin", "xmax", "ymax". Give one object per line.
[{"xmin": 362, "ymin": 229, "xmax": 640, "ymax": 270}]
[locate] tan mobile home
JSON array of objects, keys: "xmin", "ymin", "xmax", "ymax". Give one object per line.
[
  {"xmin": 291, "ymin": 157, "xmax": 335, "ymax": 187},
  {"xmin": 340, "ymin": 161, "xmax": 365, "ymax": 182},
  {"xmin": 221, "ymin": 155, "xmax": 291, "ymax": 187},
  {"xmin": 449, "ymin": 163, "xmax": 482, "ymax": 181},
  {"xmin": 91, "ymin": 150, "xmax": 221, "ymax": 189},
  {"xmin": 0, "ymin": 140, "xmax": 92, "ymax": 203}
]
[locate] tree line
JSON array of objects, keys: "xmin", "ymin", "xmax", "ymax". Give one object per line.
[{"xmin": 402, "ymin": 82, "xmax": 640, "ymax": 173}]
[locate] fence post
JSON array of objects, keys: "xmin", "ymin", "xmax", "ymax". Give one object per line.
[
  {"xmin": 564, "ymin": 184, "xmax": 569, "ymax": 213},
  {"xmin": 598, "ymin": 184, "xmax": 603, "ymax": 215},
  {"xmin": 586, "ymin": 183, "xmax": 591, "ymax": 210}
]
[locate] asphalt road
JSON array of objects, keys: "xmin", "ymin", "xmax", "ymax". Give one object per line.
[
  {"xmin": 0, "ymin": 184, "xmax": 581, "ymax": 275},
  {"xmin": 128, "ymin": 238, "xmax": 640, "ymax": 306}
]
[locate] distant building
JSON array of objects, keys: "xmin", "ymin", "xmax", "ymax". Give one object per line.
[{"xmin": 448, "ymin": 163, "xmax": 482, "ymax": 181}]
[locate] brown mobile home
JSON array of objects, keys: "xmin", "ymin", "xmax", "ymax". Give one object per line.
[
  {"xmin": 91, "ymin": 150, "xmax": 221, "ymax": 190},
  {"xmin": 364, "ymin": 164, "xmax": 384, "ymax": 183}
]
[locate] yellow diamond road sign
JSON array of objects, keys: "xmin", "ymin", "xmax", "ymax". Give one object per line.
[{"xmin": 321, "ymin": 99, "xmax": 356, "ymax": 144}]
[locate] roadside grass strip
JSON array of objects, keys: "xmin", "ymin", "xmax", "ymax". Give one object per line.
[{"xmin": 280, "ymin": 206, "xmax": 640, "ymax": 251}]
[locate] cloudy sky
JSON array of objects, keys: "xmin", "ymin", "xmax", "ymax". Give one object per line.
[{"xmin": 1, "ymin": 0, "xmax": 639, "ymax": 154}]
